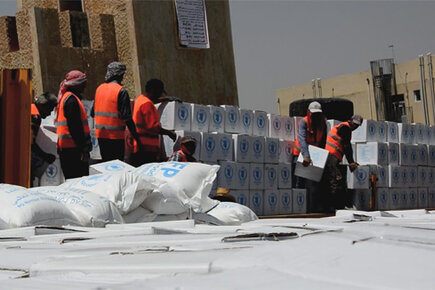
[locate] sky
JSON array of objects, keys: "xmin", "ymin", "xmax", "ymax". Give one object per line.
[{"xmin": 1, "ymin": 0, "xmax": 435, "ymax": 114}]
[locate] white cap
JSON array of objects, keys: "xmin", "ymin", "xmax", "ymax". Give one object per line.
[{"xmin": 308, "ymin": 101, "xmax": 322, "ymax": 113}]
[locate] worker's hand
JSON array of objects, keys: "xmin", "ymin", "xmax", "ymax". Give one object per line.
[
  {"xmin": 80, "ymin": 152, "xmax": 90, "ymax": 163},
  {"xmin": 168, "ymin": 130, "xmax": 177, "ymax": 142},
  {"xmin": 44, "ymin": 153, "xmax": 56, "ymax": 164},
  {"xmin": 349, "ymin": 162, "xmax": 359, "ymax": 172},
  {"xmin": 302, "ymin": 157, "xmax": 312, "ymax": 167}
]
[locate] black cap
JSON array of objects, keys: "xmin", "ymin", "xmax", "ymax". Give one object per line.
[
  {"xmin": 145, "ymin": 78, "xmax": 167, "ymax": 94},
  {"xmin": 181, "ymin": 136, "xmax": 196, "ymax": 144}
]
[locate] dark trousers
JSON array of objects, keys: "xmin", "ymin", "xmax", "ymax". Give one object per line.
[
  {"xmin": 322, "ymin": 154, "xmax": 347, "ymax": 212},
  {"xmin": 130, "ymin": 151, "xmax": 158, "ymax": 167},
  {"xmin": 98, "ymin": 138, "xmax": 125, "ymax": 162},
  {"xmin": 59, "ymin": 148, "xmax": 89, "ymax": 179}
]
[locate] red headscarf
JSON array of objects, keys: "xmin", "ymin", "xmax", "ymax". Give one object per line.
[
  {"xmin": 56, "ymin": 70, "xmax": 87, "ymax": 121},
  {"xmin": 306, "ymin": 109, "xmax": 326, "ymax": 143}
]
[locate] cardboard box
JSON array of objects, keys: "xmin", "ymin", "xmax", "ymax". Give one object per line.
[
  {"xmin": 252, "ymin": 110, "xmax": 268, "ymax": 137},
  {"xmin": 158, "ymin": 101, "xmax": 191, "ymax": 131},
  {"xmin": 221, "ymin": 105, "xmax": 241, "ymax": 134},
  {"xmin": 399, "ymin": 144, "xmax": 411, "ymax": 166},
  {"xmin": 294, "ymin": 145, "xmax": 329, "ymax": 182},
  {"xmin": 264, "ymin": 137, "xmax": 280, "ymax": 164},
  {"xmin": 426, "ymin": 125, "xmax": 432, "ymax": 145},
  {"xmin": 264, "ymin": 189, "xmax": 280, "ymax": 216},
  {"xmin": 40, "ymin": 158, "xmax": 65, "ymax": 186},
  {"xmin": 293, "ymin": 117, "xmax": 303, "ymax": 137},
  {"xmin": 385, "ymin": 121, "xmax": 399, "ymax": 143},
  {"xmin": 341, "ymin": 143, "xmax": 356, "ymax": 165},
  {"xmin": 417, "ymin": 144, "xmax": 428, "ymax": 166},
  {"xmin": 408, "ymin": 166, "xmax": 418, "ymax": 188},
  {"xmin": 419, "ymin": 187, "xmax": 429, "ymax": 208},
  {"xmin": 347, "ymin": 166, "xmax": 370, "ymax": 189},
  {"xmin": 163, "ymin": 131, "xmax": 201, "ymax": 160},
  {"xmin": 415, "ymin": 123, "xmax": 428, "ymax": 144},
  {"xmin": 216, "ymin": 133, "xmax": 234, "ymax": 161},
  {"xmin": 353, "ymin": 189, "xmax": 371, "ymax": 211},
  {"xmin": 377, "ymin": 121, "xmax": 387, "ymax": 142},
  {"xmin": 279, "ymin": 140, "xmax": 295, "ymax": 164},
  {"xmin": 232, "ymin": 191, "xmax": 250, "ymax": 207},
  {"xmin": 278, "ymin": 163, "xmax": 292, "ymax": 189},
  {"xmin": 409, "ymin": 124, "xmax": 416, "ymax": 144},
  {"xmin": 431, "ymin": 126, "xmax": 435, "ymax": 145},
  {"xmin": 387, "ymin": 142, "xmax": 399, "ymax": 165},
  {"xmin": 235, "ymin": 163, "xmax": 250, "ymax": 190},
  {"xmin": 388, "ymin": 165, "xmax": 402, "ymax": 188},
  {"xmin": 292, "ymin": 189, "xmax": 307, "ymax": 214},
  {"xmin": 390, "ymin": 188, "xmax": 401, "ymax": 210},
  {"xmin": 408, "ymin": 188, "xmax": 418, "ymax": 209},
  {"xmin": 190, "ymin": 104, "xmax": 210, "ymax": 132},
  {"xmin": 399, "ymin": 188, "xmax": 409, "ymax": 209},
  {"xmin": 376, "ymin": 188, "xmax": 390, "ymax": 210},
  {"xmin": 233, "ymin": 134, "xmax": 251, "ymax": 163},
  {"xmin": 268, "ymin": 114, "xmax": 282, "ymax": 139},
  {"xmin": 351, "ymin": 119, "xmax": 377, "ymax": 143},
  {"xmin": 279, "ymin": 190, "xmax": 292, "ymax": 214},
  {"xmin": 428, "ymin": 145, "xmax": 435, "ymax": 165},
  {"xmin": 264, "ymin": 164, "xmax": 278, "ymax": 189},
  {"xmin": 208, "ymin": 105, "xmax": 225, "ymax": 133},
  {"xmin": 397, "ymin": 123, "xmax": 410, "ymax": 144},
  {"xmin": 376, "ymin": 166, "xmax": 389, "ymax": 188},
  {"xmin": 89, "ymin": 159, "xmax": 134, "ymax": 175},
  {"xmin": 409, "ymin": 144, "xmax": 419, "ymax": 166},
  {"xmin": 356, "ymin": 142, "xmax": 388, "ymax": 166},
  {"xmin": 200, "ymin": 132, "xmax": 218, "ymax": 162},
  {"xmin": 427, "ymin": 167, "xmax": 435, "ymax": 188},
  {"xmin": 249, "ymin": 190, "xmax": 264, "ymax": 216},
  {"xmin": 239, "ymin": 109, "xmax": 254, "ymax": 135},
  {"xmin": 417, "ymin": 166, "xmax": 428, "ymax": 187},
  {"xmin": 280, "ymin": 116, "xmax": 295, "ymax": 141},
  {"xmin": 217, "ymin": 161, "xmax": 237, "ymax": 189},
  {"xmin": 249, "ymin": 163, "xmax": 264, "ymax": 189},
  {"xmin": 250, "ymin": 136, "xmax": 265, "ymax": 163},
  {"xmin": 35, "ymin": 126, "xmax": 58, "ymax": 156},
  {"xmin": 400, "ymin": 166, "xmax": 409, "ymax": 187}
]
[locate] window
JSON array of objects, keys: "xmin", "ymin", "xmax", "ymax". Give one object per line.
[
  {"xmin": 59, "ymin": 0, "xmax": 83, "ymax": 12},
  {"xmin": 414, "ymin": 90, "xmax": 421, "ymax": 102}
]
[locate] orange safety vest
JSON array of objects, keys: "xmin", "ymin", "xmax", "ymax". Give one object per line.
[
  {"xmin": 132, "ymin": 94, "xmax": 160, "ymax": 153},
  {"xmin": 174, "ymin": 149, "xmax": 188, "ymax": 162},
  {"xmin": 31, "ymin": 104, "xmax": 40, "ymax": 116},
  {"xmin": 56, "ymin": 92, "xmax": 90, "ymax": 149},
  {"xmin": 293, "ymin": 116, "xmax": 325, "ymax": 156},
  {"xmin": 325, "ymin": 121, "xmax": 350, "ymax": 161},
  {"xmin": 94, "ymin": 82, "xmax": 126, "ymax": 139}
]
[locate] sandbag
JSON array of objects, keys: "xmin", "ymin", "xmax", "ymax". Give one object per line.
[
  {"xmin": 0, "ymin": 184, "xmax": 79, "ymax": 228},
  {"xmin": 207, "ymin": 202, "xmax": 258, "ymax": 225},
  {"xmin": 30, "ymin": 186, "xmax": 124, "ymax": 227},
  {"xmin": 59, "ymin": 172, "xmax": 155, "ymax": 215},
  {"xmin": 122, "ymin": 206, "xmax": 156, "ymax": 224},
  {"xmin": 133, "ymin": 162, "xmax": 219, "ymax": 213},
  {"xmin": 141, "ymin": 182, "xmax": 189, "ymax": 215}
]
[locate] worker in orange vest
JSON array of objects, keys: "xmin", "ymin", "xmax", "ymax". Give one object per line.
[
  {"xmin": 31, "ymin": 93, "xmax": 57, "ymax": 185},
  {"xmin": 56, "ymin": 70, "xmax": 92, "ymax": 179},
  {"xmin": 131, "ymin": 79, "xmax": 176, "ymax": 167},
  {"xmin": 323, "ymin": 114, "xmax": 362, "ymax": 212},
  {"xmin": 92, "ymin": 62, "xmax": 141, "ymax": 162},
  {"xmin": 169, "ymin": 136, "xmax": 197, "ymax": 162}
]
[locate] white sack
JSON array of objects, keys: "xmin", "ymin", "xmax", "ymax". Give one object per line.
[
  {"xmin": 30, "ymin": 186, "xmax": 123, "ymax": 227},
  {"xmin": 0, "ymin": 184, "xmax": 79, "ymax": 228},
  {"xmin": 152, "ymin": 212, "xmax": 190, "ymax": 222},
  {"xmin": 59, "ymin": 172, "xmax": 155, "ymax": 215},
  {"xmin": 207, "ymin": 202, "xmax": 258, "ymax": 225},
  {"xmin": 122, "ymin": 206, "xmax": 156, "ymax": 224},
  {"xmin": 133, "ymin": 162, "xmax": 220, "ymax": 213}
]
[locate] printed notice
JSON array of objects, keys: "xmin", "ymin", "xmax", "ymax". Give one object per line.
[{"xmin": 175, "ymin": 0, "xmax": 210, "ymax": 49}]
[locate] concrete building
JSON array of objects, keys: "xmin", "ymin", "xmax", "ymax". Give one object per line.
[
  {"xmin": 277, "ymin": 55, "xmax": 435, "ymax": 125},
  {"xmin": 0, "ymin": 0, "xmax": 238, "ymax": 105}
]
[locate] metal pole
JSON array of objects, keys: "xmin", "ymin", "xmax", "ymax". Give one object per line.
[
  {"xmin": 312, "ymin": 79, "xmax": 316, "ymax": 98},
  {"xmin": 419, "ymin": 55, "xmax": 429, "ymax": 125},
  {"xmin": 427, "ymin": 52, "xmax": 435, "ymax": 124},
  {"xmin": 366, "ymin": 78, "xmax": 373, "ymax": 120},
  {"xmin": 317, "ymin": 78, "xmax": 322, "ymax": 98}
]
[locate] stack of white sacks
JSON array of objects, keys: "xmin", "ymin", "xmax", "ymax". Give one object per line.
[
  {"xmin": 158, "ymin": 102, "xmax": 307, "ymax": 216},
  {"xmin": 344, "ymin": 119, "xmax": 435, "ymax": 211}
]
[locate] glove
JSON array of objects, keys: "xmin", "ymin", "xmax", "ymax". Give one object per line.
[{"xmin": 44, "ymin": 153, "xmax": 56, "ymax": 164}]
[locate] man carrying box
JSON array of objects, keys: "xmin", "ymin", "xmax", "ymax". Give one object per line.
[{"xmin": 323, "ymin": 114, "xmax": 362, "ymax": 212}]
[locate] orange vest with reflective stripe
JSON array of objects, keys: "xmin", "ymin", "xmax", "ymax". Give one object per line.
[
  {"xmin": 293, "ymin": 116, "xmax": 325, "ymax": 156},
  {"xmin": 132, "ymin": 95, "xmax": 160, "ymax": 153},
  {"xmin": 94, "ymin": 82, "xmax": 125, "ymax": 139},
  {"xmin": 31, "ymin": 104, "xmax": 40, "ymax": 116},
  {"xmin": 56, "ymin": 92, "xmax": 90, "ymax": 149},
  {"xmin": 325, "ymin": 121, "xmax": 350, "ymax": 161},
  {"xmin": 175, "ymin": 149, "xmax": 188, "ymax": 162}
]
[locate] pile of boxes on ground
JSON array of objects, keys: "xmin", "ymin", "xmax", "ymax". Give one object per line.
[
  {"xmin": 158, "ymin": 102, "xmax": 308, "ymax": 216},
  {"xmin": 344, "ymin": 120, "xmax": 435, "ymax": 210}
]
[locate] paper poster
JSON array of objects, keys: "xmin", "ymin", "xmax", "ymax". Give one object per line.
[{"xmin": 175, "ymin": 0, "xmax": 210, "ymax": 49}]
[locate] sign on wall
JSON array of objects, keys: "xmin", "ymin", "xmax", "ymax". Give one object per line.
[{"xmin": 175, "ymin": 0, "xmax": 210, "ymax": 49}]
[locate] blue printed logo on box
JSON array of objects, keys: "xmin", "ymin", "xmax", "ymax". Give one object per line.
[
  {"xmin": 46, "ymin": 164, "xmax": 58, "ymax": 178},
  {"xmin": 224, "ymin": 165, "xmax": 233, "ymax": 179},
  {"xmin": 242, "ymin": 112, "xmax": 251, "ymax": 128},
  {"xmin": 252, "ymin": 193, "xmax": 261, "ymax": 207},
  {"xmin": 357, "ymin": 170, "xmax": 367, "ymax": 183},
  {"xmin": 238, "ymin": 167, "xmax": 248, "ymax": 182},
  {"xmin": 177, "ymin": 106, "xmax": 188, "ymax": 122},
  {"xmin": 196, "ymin": 109, "xmax": 207, "ymax": 124},
  {"xmin": 268, "ymin": 142, "xmax": 277, "ymax": 155},
  {"xmin": 268, "ymin": 192, "xmax": 277, "ymax": 207},
  {"xmin": 369, "ymin": 123, "xmax": 376, "ymax": 136},
  {"xmin": 238, "ymin": 193, "xmax": 247, "ymax": 206},
  {"xmin": 285, "ymin": 119, "xmax": 292, "ymax": 133},
  {"xmin": 205, "ymin": 137, "xmax": 215, "ymax": 153},
  {"xmin": 273, "ymin": 119, "xmax": 281, "ymax": 131},
  {"xmin": 220, "ymin": 136, "xmax": 231, "ymax": 152},
  {"xmin": 282, "ymin": 194, "xmax": 290, "ymax": 206},
  {"xmin": 253, "ymin": 140, "xmax": 262, "ymax": 155},
  {"xmin": 228, "ymin": 110, "xmax": 237, "ymax": 124},
  {"xmin": 240, "ymin": 139, "xmax": 249, "ymax": 154},
  {"xmin": 257, "ymin": 115, "xmax": 265, "ymax": 129},
  {"xmin": 281, "ymin": 167, "xmax": 290, "ymax": 182},
  {"xmin": 213, "ymin": 110, "xmax": 222, "ymax": 126},
  {"xmin": 253, "ymin": 167, "xmax": 262, "ymax": 182},
  {"xmin": 268, "ymin": 168, "xmax": 276, "ymax": 182},
  {"xmin": 297, "ymin": 193, "xmax": 305, "ymax": 206}
]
